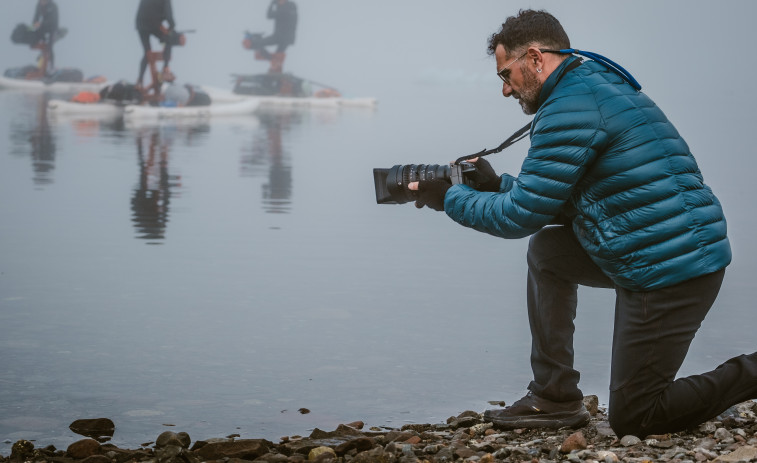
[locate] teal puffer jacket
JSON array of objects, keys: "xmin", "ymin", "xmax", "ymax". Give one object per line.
[{"xmin": 444, "ymin": 57, "xmax": 731, "ymax": 291}]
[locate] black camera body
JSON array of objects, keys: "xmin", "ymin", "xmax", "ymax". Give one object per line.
[{"xmin": 373, "ymin": 162, "xmax": 478, "ymax": 204}]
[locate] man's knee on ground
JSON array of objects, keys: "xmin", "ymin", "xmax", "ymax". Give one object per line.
[
  {"xmin": 608, "ymin": 411, "xmax": 646, "ymax": 438},
  {"xmin": 609, "ymin": 390, "xmax": 652, "ymax": 438}
]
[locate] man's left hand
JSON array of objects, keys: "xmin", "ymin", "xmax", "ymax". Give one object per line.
[{"xmin": 408, "ymin": 180, "xmax": 451, "ymax": 211}]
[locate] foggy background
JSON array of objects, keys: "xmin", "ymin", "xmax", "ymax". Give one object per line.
[
  {"xmin": 2, "ymin": 1, "xmax": 750, "ymax": 331},
  {"xmin": 2, "ymin": 0, "xmax": 755, "ymax": 141},
  {"xmin": 1, "ymin": 0, "xmax": 757, "ymax": 449},
  {"xmin": 2, "ymin": 0, "xmax": 755, "ymax": 192}
]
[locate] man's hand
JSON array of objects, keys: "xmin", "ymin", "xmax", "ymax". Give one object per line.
[
  {"xmin": 408, "ymin": 179, "xmax": 451, "ymax": 211},
  {"xmin": 466, "ymin": 157, "xmax": 501, "ymax": 192}
]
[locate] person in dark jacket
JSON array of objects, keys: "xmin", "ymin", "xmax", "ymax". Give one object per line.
[
  {"xmin": 32, "ymin": 0, "xmax": 58, "ymax": 74},
  {"xmin": 135, "ymin": 0, "xmax": 176, "ymax": 87},
  {"xmin": 246, "ymin": 0, "xmax": 297, "ymax": 73},
  {"xmin": 260, "ymin": 0, "xmax": 297, "ymax": 54},
  {"xmin": 410, "ymin": 9, "xmax": 756, "ymax": 438}
]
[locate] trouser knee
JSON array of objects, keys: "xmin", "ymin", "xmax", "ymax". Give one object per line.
[
  {"xmin": 608, "ymin": 389, "xmax": 651, "ymax": 438},
  {"xmin": 608, "ymin": 412, "xmax": 643, "ymax": 438}
]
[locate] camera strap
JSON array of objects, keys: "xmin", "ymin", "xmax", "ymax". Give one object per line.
[
  {"xmin": 454, "ymin": 121, "xmax": 531, "ymax": 165},
  {"xmin": 540, "ymin": 48, "xmax": 641, "ymax": 91},
  {"xmin": 454, "ymin": 56, "xmax": 591, "ymax": 165}
]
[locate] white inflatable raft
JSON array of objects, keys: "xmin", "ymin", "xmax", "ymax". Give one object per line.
[
  {"xmin": 0, "ymin": 75, "xmax": 109, "ymax": 93},
  {"xmin": 48, "ymin": 97, "xmax": 260, "ymax": 120},
  {"xmin": 123, "ymin": 98, "xmax": 260, "ymax": 119},
  {"xmin": 203, "ymin": 86, "xmax": 377, "ymax": 109},
  {"xmin": 47, "ymin": 98, "xmax": 124, "ymax": 117}
]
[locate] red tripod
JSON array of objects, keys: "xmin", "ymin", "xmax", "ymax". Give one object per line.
[
  {"xmin": 26, "ymin": 40, "xmax": 52, "ymax": 79},
  {"xmin": 139, "ymin": 28, "xmax": 186, "ymax": 104}
]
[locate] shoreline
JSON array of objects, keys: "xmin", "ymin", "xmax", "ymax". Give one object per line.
[{"xmin": 2, "ymin": 397, "xmax": 756, "ymax": 462}]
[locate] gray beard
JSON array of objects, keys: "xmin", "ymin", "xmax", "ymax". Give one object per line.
[{"xmin": 517, "ymin": 65, "xmax": 543, "ymax": 115}]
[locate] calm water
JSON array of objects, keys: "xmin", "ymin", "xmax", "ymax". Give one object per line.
[{"xmin": 1, "ymin": 83, "xmax": 755, "ymax": 454}]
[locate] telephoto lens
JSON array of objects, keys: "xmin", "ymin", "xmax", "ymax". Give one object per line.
[{"xmin": 373, "ymin": 162, "xmax": 476, "ymax": 204}]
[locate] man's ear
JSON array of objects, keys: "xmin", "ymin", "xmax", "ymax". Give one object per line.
[{"xmin": 527, "ymin": 47, "xmax": 545, "ymax": 71}]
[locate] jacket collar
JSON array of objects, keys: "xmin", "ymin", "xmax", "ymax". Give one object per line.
[{"xmin": 537, "ymin": 55, "xmax": 581, "ymax": 108}]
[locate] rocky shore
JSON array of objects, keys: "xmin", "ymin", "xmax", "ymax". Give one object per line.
[{"xmin": 3, "ymin": 397, "xmax": 757, "ymax": 463}]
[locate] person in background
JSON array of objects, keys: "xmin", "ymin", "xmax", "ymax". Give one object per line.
[
  {"xmin": 32, "ymin": 0, "xmax": 59, "ymax": 75},
  {"xmin": 410, "ymin": 9, "xmax": 756, "ymax": 438},
  {"xmin": 262, "ymin": 0, "xmax": 297, "ymax": 55},
  {"xmin": 135, "ymin": 0, "xmax": 176, "ymax": 87},
  {"xmin": 253, "ymin": 0, "xmax": 297, "ymax": 72}
]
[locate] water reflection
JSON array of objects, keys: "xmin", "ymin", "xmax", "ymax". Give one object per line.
[
  {"xmin": 240, "ymin": 109, "xmax": 298, "ymax": 214},
  {"xmin": 132, "ymin": 130, "xmax": 176, "ymax": 242},
  {"xmin": 7, "ymin": 94, "xmax": 57, "ymax": 186},
  {"xmin": 131, "ymin": 123, "xmax": 209, "ymax": 243}
]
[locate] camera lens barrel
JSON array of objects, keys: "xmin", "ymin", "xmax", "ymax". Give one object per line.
[
  {"xmin": 374, "ymin": 164, "xmax": 450, "ymax": 204},
  {"xmin": 373, "ymin": 162, "xmax": 477, "ymax": 205}
]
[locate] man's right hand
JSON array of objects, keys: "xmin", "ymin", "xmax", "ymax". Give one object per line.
[{"xmin": 467, "ymin": 157, "xmax": 501, "ymax": 192}]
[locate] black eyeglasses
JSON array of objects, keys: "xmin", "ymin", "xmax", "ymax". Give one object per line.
[{"xmin": 497, "ymin": 51, "xmax": 528, "ymax": 85}]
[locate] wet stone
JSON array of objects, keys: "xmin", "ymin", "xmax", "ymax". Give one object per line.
[
  {"xmin": 69, "ymin": 419, "xmax": 115, "ymax": 441},
  {"xmin": 351, "ymin": 447, "xmax": 390, "ymax": 463},
  {"xmin": 256, "ymin": 453, "xmax": 289, "ymax": 462},
  {"xmin": 155, "ymin": 431, "xmax": 191, "ymax": 449},
  {"xmin": 80, "ymin": 455, "xmax": 111, "ymax": 463},
  {"xmin": 333, "ymin": 437, "xmax": 374, "ymax": 455},
  {"xmin": 307, "ymin": 446, "xmax": 336, "ymax": 460},
  {"xmin": 66, "ymin": 439, "xmax": 101, "ymax": 459},
  {"xmin": 193, "ymin": 439, "xmax": 271, "ymax": 461},
  {"xmin": 9, "ymin": 440, "xmax": 34, "ymax": 460},
  {"xmin": 345, "ymin": 421, "xmax": 364, "ymax": 430}
]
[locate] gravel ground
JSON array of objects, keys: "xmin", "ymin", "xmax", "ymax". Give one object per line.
[{"xmin": 3, "ymin": 397, "xmax": 757, "ymax": 462}]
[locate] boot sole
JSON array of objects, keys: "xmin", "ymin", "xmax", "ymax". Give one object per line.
[{"xmin": 485, "ymin": 410, "xmax": 590, "ymax": 430}]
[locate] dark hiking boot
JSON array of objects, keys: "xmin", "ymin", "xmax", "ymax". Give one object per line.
[{"xmin": 483, "ymin": 392, "xmax": 590, "ymax": 430}]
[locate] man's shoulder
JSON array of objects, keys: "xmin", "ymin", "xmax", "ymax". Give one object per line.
[
  {"xmin": 538, "ymin": 71, "xmax": 602, "ymax": 120},
  {"xmin": 568, "ymin": 60, "xmax": 642, "ymax": 95},
  {"xmin": 543, "ymin": 60, "xmax": 644, "ymax": 118}
]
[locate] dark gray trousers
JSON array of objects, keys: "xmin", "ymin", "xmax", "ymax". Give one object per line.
[{"xmin": 526, "ymin": 225, "xmax": 757, "ymax": 437}]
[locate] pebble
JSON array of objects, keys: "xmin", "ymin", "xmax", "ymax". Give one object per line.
[
  {"xmin": 621, "ymin": 434, "xmax": 642, "ymax": 446},
  {"xmin": 597, "ymin": 449, "xmax": 619, "ymax": 462}
]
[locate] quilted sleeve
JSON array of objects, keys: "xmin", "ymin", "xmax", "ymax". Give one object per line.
[{"xmin": 444, "ymin": 87, "xmax": 606, "ymax": 239}]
